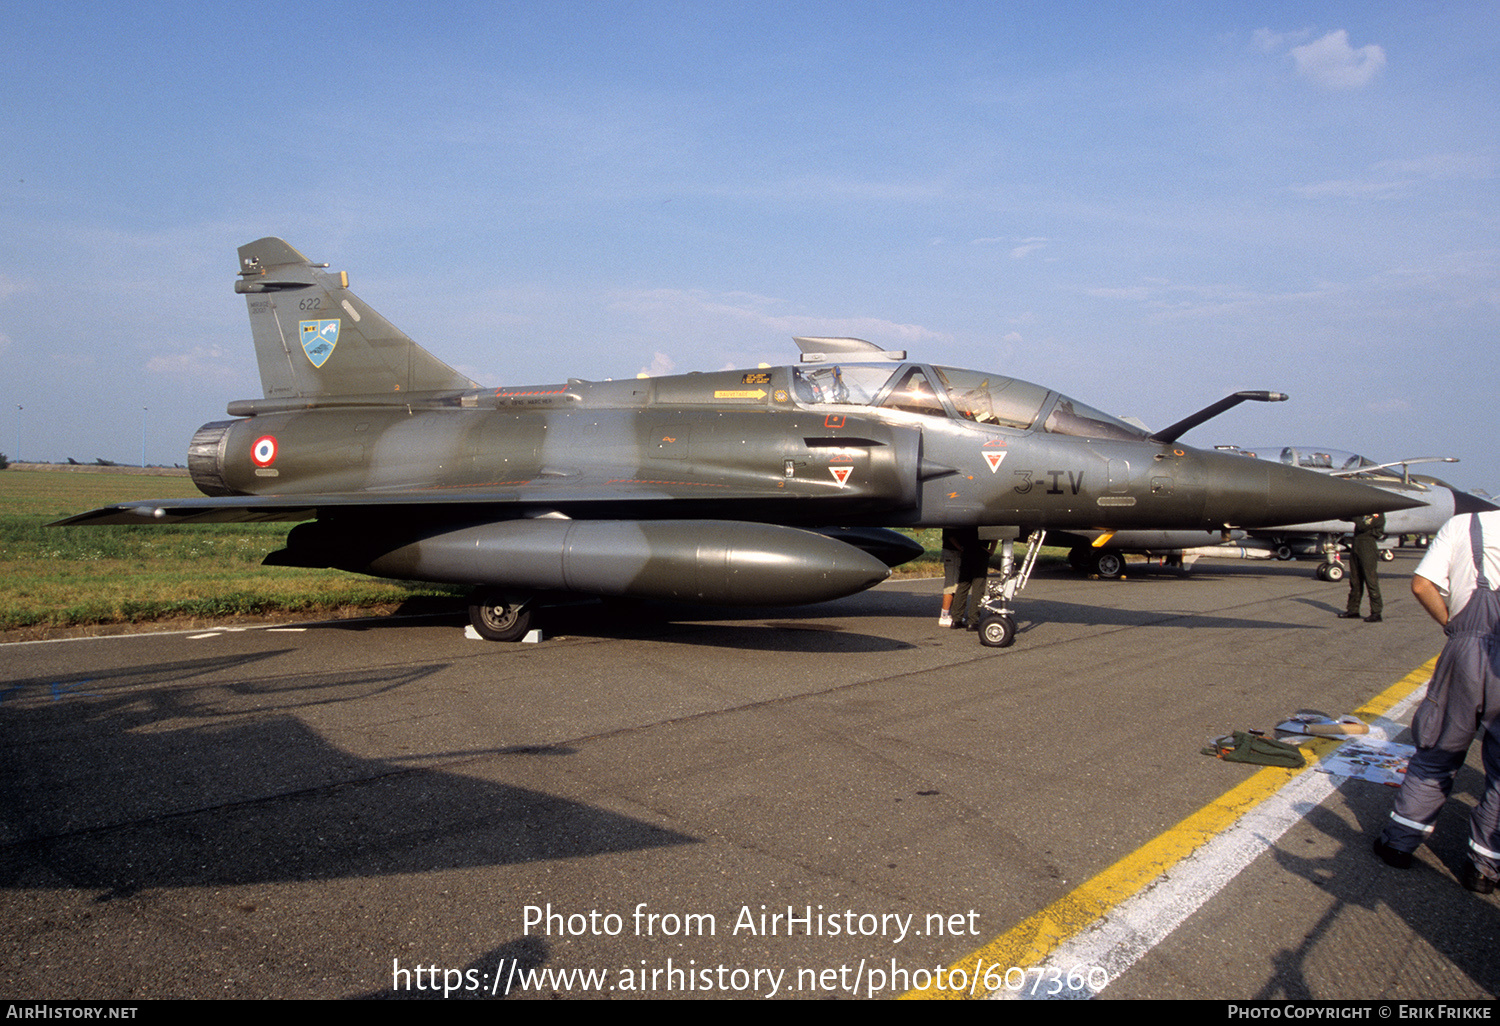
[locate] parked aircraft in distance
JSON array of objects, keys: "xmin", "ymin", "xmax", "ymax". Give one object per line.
[
  {"xmin": 55, "ymin": 239, "xmax": 1420, "ymax": 647},
  {"xmin": 1052, "ymin": 447, "xmax": 1495, "ymax": 581}
]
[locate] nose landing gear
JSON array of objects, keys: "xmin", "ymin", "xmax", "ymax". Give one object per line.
[{"xmin": 977, "ymin": 529, "xmax": 1045, "ymax": 648}]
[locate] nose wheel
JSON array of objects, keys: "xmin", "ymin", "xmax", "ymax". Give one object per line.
[
  {"xmin": 978, "ymin": 613, "xmax": 1016, "ymax": 648},
  {"xmin": 1313, "ymin": 533, "xmax": 1346, "ymax": 582},
  {"xmin": 976, "ymin": 529, "xmax": 1044, "ymax": 648}
]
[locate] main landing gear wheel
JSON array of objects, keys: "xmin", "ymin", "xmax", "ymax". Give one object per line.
[
  {"xmin": 1092, "ymin": 550, "xmax": 1126, "ymax": 580},
  {"xmin": 468, "ymin": 592, "xmax": 534, "ymax": 642},
  {"xmin": 979, "ymin": 614, "xmax": 1016, "ymax": 648},
  {"xmin": 1380, "ymin": 549, "xmax": 1395, "ymax": 562}
]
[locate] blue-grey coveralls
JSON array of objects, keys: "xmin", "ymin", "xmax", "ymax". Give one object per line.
[{"xmin": 1379, "ymin": 515, "xmax": 1500, "ymax": 879}]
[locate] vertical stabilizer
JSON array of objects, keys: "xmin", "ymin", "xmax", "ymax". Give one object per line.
[{"xmin": 233, "ymin": 238, "xmax": 478, "ymax": 399}]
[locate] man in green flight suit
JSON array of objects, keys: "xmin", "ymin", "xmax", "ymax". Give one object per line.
[{"xmin": 1339, "ymin": 512, "xmax": 1386, "ymax": 623}]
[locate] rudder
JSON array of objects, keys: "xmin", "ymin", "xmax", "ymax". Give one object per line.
[{"xmin": 234, "ymin": 237, "xmax": 477, "ymax": 399}]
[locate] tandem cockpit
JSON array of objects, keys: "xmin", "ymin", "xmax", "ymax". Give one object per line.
[{"xmin": 790, "ymin": 357, "xmax": 1147, "ymax": 442}]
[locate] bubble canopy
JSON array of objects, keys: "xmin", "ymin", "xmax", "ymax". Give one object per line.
[{"xmin": 790, "ymin": 363, "xmax": 1147, "ymax": 441}]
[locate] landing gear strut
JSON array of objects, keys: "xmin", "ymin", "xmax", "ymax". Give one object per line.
[{"xmin": 977, "ymin": 529, "xmax": 1045, "ymax": 648}]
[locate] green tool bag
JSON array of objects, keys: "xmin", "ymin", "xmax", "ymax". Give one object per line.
[{"xmin": 1201, "ymin": 731, "xmax": 1306, "ymax": 768}]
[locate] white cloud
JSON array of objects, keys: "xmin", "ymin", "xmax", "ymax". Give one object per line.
[
  {"xmin": 637, "ymin": 352, "xmax": 676, "ymax": 378},
  {"xmin": 0, "ymin": 273, "xmax": 33, "ymax": 303},
  {"xmin": 145, "ymin": 345, "xmax": 243, "ymax": 384},
  {"xmin": 1375, "ymin": 150, "xmax": 1499, "ymax": 182},
  {"xmin": 1290, "ymin": 30, "xmax": 1386, "ymax": 90},
  {"xmin": 610, "ymin": 287, "xmax": 942, "ymax": 349},
  {"xmin": 1251, "ymin": 27, "xmax": 1312, "ymax": 53},
  {"xmin": 1289, "ymin": 149, "xmax": 1497, "ymax": 201},
  {"xmin": 1082, "ymin": 279, "xmax": 1339, "ymax": 323},
  {"xmin": 969, "ymin": 237, "xmax": 1051, "ymax": 258},
  {"xmin": 1288, "ymin": 178, "xmax": 1406, "ymax": 200}
]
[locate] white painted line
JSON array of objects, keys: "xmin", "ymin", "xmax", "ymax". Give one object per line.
[{"xmin": 996, "ymin": 690, "xmax": 1423, "ymax": 1000}]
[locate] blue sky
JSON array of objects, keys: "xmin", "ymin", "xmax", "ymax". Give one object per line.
[{"xmin": 3, "ymin": 1, "xmax": 1497, "ymax": 491}]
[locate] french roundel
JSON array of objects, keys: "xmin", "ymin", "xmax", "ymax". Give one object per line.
[{"xmin": 251, "ymin": 435, "xmax": 278, "ymax": 467}]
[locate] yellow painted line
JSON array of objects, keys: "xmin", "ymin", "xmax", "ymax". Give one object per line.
[{"xmin": 903, "ymin": 656, "xmax": 1439, "ymax": 1000}]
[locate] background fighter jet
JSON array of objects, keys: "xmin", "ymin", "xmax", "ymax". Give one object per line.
[
  {"xmin": 1052, "ymin": 447, "xmax": 1496, "ymax": 581},
  {"xmin": 1234, "ymin": 448, "xmax": 1498, "ymax": 579},
  {"xmin": 56, "ymin": 239, "xmax": 1420, "ymax": 645}
]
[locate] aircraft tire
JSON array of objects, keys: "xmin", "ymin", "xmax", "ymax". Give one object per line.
[
  {"xmin": 1275, "ymin": 545, "xmax": 1294, "ymax": 561},
  {"xmin": 978, "ymin": 614, "xmax": 1016, "ymax": 648},
  {"xmin": 1321, "ymin": 562, "xmax": 1345, "ymax": 583},
  {"xmin": 1093, "ymin": 550, "xmax": 1126, "ymax": 580},
  {"xmin": 1380, "ymin": 549, "xmax": 1394, "ymax": 562},
  {"xmin": 469, "ymin": 593, "xmax": 534, "ymax": 642}
]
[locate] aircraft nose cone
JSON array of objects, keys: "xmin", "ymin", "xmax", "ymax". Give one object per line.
[
  {"xmin": 1453, "ymin": 488, "xmax": 1500, "ymax": 516},
  {"xmin": 1198, "ymin": 450, "xmax": 1425, "ymax": 527},
  {"xmin": 1260, "ymin": 464, "xmax": 1425, "ymax": 524}
]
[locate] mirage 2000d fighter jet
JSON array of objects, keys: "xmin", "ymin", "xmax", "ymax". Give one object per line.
[{"xmin": 56, "ymin": 239, "xmax": 1420, "ymax": 647}]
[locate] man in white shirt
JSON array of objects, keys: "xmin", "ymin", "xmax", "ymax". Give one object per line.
[{"xmin": 1374, "ymin": 511, "xmax": 1500, "ymax": 893}]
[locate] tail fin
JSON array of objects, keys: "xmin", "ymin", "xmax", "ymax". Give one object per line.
[{"xmin": 233, "ymin": 237, "xmax": 477, "ymax": 400}]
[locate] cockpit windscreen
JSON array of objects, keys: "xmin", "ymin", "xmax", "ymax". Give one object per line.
[{"xmin": 1042, "ymin": 397, "xmax": 1148, "ymax": 441}]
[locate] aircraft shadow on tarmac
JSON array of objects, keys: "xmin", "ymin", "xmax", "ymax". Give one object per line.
[
  {"xmin": 1015, "ymin": 598, "xmax": 1311, "ymax": 633},
  {"xmin": 313, "ymin": 593, "xmax": 921, "ymax": 652},
  {"xmin": 0, "ymin": 654, "xmax": 695, "ymax": 900},
  {"xmin": 1260, "ymin": 783, "xmax": 1500, "ymax": 999},
  {"xmin": 328, "ymin": 581, "xmax": 1316, "ymax": 645},
  {"xmin": 565, "ymin": 594, "xmax": 1308, "ymax": 644}
]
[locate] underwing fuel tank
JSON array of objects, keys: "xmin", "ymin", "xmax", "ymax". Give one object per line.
[{"xmin": 273, "ymin": 519, "xmax": 893, "ymax": 606}]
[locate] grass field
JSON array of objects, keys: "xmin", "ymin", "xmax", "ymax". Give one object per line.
[
  {"xmin": 0, "ymin": 469, "xmax": 465, "ymax": 633},
  {"xmin": 0, "ymin": 468, "xmax": 971, "ymax": 635}
]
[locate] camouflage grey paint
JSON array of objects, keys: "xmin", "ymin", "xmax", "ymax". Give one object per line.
[
  {"xmin": 354, "ymin": 519, "xmax": 891, "ymax": 605},
  {"xmin": 236, "ymin": 237, "xmax": 476, "ymax": 399},
  {"xmin": 56, "ymin": 238, "xmax": 1424, "ymax": 614},
  {"xmin": 1050, "ymin": 451, "xmax": 1498, "ymax": 575}
]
